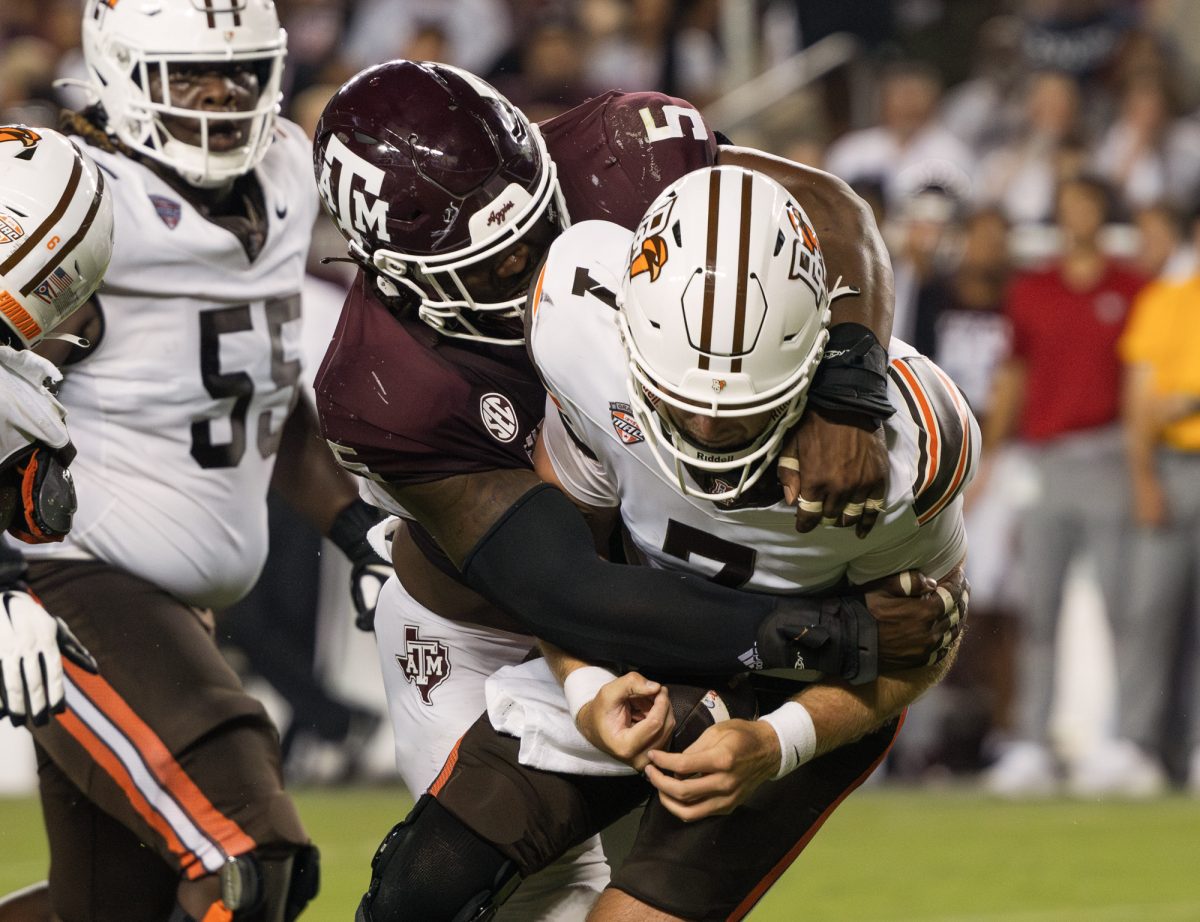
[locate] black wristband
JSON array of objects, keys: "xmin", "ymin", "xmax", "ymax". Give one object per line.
[
  {"xmin": 808, "ymin": 323, "xmax": 894, "ymax": 423},
  {"xmin": 329, "ymin": 498, "xmax": 386, "ymax": 565}
]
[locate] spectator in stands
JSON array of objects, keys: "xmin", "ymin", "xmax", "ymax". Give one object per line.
[
  {"xmin": 982, "ymin": 175, "xmax": 1146, "ymax": 797},
  {"xmin": 941, "ymin": 15, "xmax": 1029, "ymax": 157},
  {"xmin": 1092, "ymin": 71, "xmax": 1200, "ymax": 215},
  {"xmin": 1130, "ymin": 201, "xmax": 1190, "ymax": 281},
  {"xmin": 974, "ymin": 70, "xmax": 1086, "ymax": 227},
  {"xmin": 890, "ymin": 181, "xmax": 965, "ymax": 345},
  {"xmin": 824, "ymin": 59, "xmax": 973, "ymax": 209},
  {"xmin": 908, "ymin": 206, "xmax": 1022, "ymax": 774},
  {"xmin": 1110, "ymin": 200, "xmax": 1200, "ymax": 795}
]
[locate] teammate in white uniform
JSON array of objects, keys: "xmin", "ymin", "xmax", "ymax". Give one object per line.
[
  {"xmin": 3, "ymin": 4, "xmax": 383, "ymax": 921},
  {"xmin": 373, "ymin": 166, "xmax": 978, "ymax": 922}
]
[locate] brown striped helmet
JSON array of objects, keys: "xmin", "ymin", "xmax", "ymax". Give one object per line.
[
  {"xmin": 618, "ymin": 166, "xmax": 833, "ymax": 502},
  {"xmin": 0, "ymin": 127, "xmax": 113, "ymax": 349}
]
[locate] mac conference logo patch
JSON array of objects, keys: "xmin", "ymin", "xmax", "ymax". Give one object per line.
[{"xmin": 609, "ymin": 401, "xmax": 644, "ymax": 444}]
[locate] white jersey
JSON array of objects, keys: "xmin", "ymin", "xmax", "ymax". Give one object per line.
[
  {"xmin": 529, "ymin": 220, "xmax": 979, "ymax": 593},
  {"xmin": 24, "ymin": 121, "xmax": 320, "ymax": 609}
]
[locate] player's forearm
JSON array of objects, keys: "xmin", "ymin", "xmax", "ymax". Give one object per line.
[
  {"xmin": 796, "ymin": 637, "xmax": 959, "ymax": 760},
  {"xmin": 462, "ymin": 484, "xmax": 878, "ymax": 677},
  {"xmin": 272, "ymin": 393, "xmax": 359, "ymax": 534},
  {"xmin": 982, "ymin": 358, "xmax": 1025, "ymax": 451}
]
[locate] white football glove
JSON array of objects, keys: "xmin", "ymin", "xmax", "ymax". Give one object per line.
[{"xmin": 0, "ymin": 589, "xmax": 97, "ymax": 727}]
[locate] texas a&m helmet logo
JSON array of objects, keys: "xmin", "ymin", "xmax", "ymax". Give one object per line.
[
  {"xmin": 480, "ymin": 392, "xmax": 519, "ymax": 443},
  {"xmin": 609, "ymin": 401, "xmax": 644, "ymax": 444},
  {"xmin": 397, "ymin": 625, "xmax": 451, "ymax": 705}
]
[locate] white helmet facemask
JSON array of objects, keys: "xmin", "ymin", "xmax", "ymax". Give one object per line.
[
  {"xmin": 619, "ymin": 165, "xmax": 856, "ymax": 503},
  {"xmin": 80, "ymin": 0, "xmax": 286, "ymax": 189}
]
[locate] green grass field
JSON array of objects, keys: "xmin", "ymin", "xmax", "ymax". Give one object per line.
[{"xmin": 3, "ymin": 786, "xmax": 1199, "ymax": 921}]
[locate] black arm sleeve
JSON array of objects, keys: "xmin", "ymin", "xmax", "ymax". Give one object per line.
[{"xmin": 461, "ymin": 484, "xmax": 878, "ymax": 681}]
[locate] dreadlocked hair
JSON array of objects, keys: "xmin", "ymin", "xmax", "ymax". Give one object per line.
[{"xmin": 59, "ymin": 105, "xmax": 134, "ymax": 157}]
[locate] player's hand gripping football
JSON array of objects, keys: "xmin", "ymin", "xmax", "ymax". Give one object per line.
[
  {"xmin": 575, "ymin": 672, "xmax": 675, "ymax": 771},
  {"xmin": 777, "ymin": 408, "xmax": 888, "ymax": 538},
  {"xmin": 644, "ymin": 719, "xmax": 780, "ymax": 821},
  {"xmin": 0, "ymin": 587, "xmax": 98, "ymax": 727},
  {"xmin": 867, "ymin": 563, "xmax": 968, "ymax": 670}
]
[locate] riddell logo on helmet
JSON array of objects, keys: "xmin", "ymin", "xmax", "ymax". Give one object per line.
[{"xmin": 487, "ymin": 200, "xmax": 515, "ymax": 227}]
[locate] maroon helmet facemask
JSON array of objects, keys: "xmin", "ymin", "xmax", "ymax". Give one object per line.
[{"xmin": 314, "ymin": 60, "xmax": 568, "ymax": 344}]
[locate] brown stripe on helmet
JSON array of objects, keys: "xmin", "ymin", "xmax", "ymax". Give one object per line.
[
  {"xmin": 20, "ymin": 169, "xmax": 106, "ymax": 297},
  {"xmin": 697, "ymin": 168, "xmax": 721, "ymax": 371},
  {"xmin": 0, "ymin": 145, "xmax": 83, "ymax": 276},
  {"xmin": 729, "ymin": 169, "xmax": 754, "ymax": 374}
]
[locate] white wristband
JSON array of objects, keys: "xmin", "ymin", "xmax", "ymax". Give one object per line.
[
  {"xmin": 563, "ymin": 666, "xmax": 618, "ymax": 719},
  {"xmin": 760, "ymin": 701, "xmax": 817, "ymax": 779}
]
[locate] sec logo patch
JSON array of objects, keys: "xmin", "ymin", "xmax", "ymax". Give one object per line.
[{"xmin": 480, "ymin": 392, "xmax": 519, "ymax": 443}]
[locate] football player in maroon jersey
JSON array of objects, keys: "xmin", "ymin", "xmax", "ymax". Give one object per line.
[{"xmin": 311, "ymin": 60, "xmax": 966, "ymax": 918}]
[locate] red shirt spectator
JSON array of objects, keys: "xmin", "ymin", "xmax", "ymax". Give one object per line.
[{"xmin": 1006, "ymin": 262, "xmax": 1145, "ymax": 442}]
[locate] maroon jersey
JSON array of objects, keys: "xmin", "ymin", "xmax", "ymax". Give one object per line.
[{"xmin": 316, "ymin": 91, "xmax": 717, "ymax": 489}]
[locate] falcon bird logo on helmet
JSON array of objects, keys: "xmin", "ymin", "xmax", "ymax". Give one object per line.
[
  {"xmin": 629, "ymin": 235, "xmax": 668, "ymax": 282},
  {"xmin": 0, "ymin": 127, "xmax": 41, "ymax": 161},
  {"xmin": 312, "ymin": 59, "xmax": 569, "ymax": 346}
]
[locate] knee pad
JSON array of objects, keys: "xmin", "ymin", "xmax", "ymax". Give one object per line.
[
  {"xmin": 173, "ymin": 845, "xmax": 320, "ymax": 922},
  {"xmin": 358, "ymin": 795, "xmax": 519, "ymax": 922}
]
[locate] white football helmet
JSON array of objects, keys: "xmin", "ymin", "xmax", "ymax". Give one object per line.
[
  {"xmin": 0, "ymin": 126, "xmax": 114, "ymax": 350},
  {"xmin": 81, "ymin": 0, "xmax": 286, "ymax": 188},
  {"xmin": 619, "ymin": 165, "xmax": 836, "ymax": 502}
]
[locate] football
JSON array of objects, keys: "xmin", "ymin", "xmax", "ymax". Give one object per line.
[{"xmin": 668, "ymin": 676, "xmax": 760, "ymax": 752}]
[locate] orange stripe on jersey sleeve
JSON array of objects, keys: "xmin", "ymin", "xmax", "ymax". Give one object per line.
[
  {"xmin": 530, "ymin": 261, "xmax": 549, "ymax": 321},
  {"xmin": 916, "ymin": 363, "xmax": 973, "ymax": 525},
  {"xmin": 64, "ymin": 661, "xmax": 256, "ymax": 862},
  {"xmin": 891, "ymin": 359, "xmax": 940, "ymax": 496},
  {"xmin": 55, "ymin": 708, "xmax": 199, "ymax": 874}
]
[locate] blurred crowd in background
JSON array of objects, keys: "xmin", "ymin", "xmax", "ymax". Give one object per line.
[{"xmin": 3, "ymin": 0, "xmax": 1199, "ymax": 800}]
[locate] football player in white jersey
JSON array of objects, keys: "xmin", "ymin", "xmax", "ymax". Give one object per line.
[
  {"xmin": 370, "ymin": 166, "xmax": 978, "ymax": 921},
  {"xmin": 1, "ymin": 3, "xmax": 383, "ymax": 922}
]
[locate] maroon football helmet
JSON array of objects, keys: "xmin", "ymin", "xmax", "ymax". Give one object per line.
[{"xmin": 313, "ymin": 60, "xmax": 568, "ymax": 344}]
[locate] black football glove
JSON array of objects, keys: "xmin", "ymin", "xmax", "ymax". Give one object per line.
[
  {"xmin": 329, "ymin": 499, "xmax": 392, "ymax": 632},
  {"xmin": 754, "ymin": 595, "xmax": 879, "ymax": 685}
]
